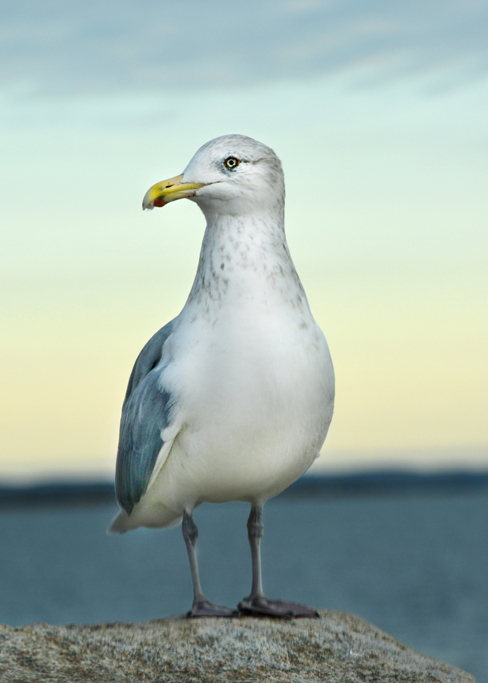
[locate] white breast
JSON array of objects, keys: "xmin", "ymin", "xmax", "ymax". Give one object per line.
[{"xmin": 155, "ymin": 293, "xmax": 334, "ymax": 509}]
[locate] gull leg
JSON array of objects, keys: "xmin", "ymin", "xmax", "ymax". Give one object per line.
[
  {"xmin": 238, "ymin": 504, "xmax": 319, "ymax": 618},
  {"xmin": 182, "ymin": 510, "xmax": 236, "ymax": 618},
  {"xmin": 247, "ymin": 504, "xmax": 266, "ymax": 600}
]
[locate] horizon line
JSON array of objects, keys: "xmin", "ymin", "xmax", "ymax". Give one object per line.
[{"xmin": 1, "ymin": 469, "xmax": 488, "ymax": 507}]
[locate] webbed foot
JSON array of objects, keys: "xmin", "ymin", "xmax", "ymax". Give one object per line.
[
  {"xmin": 238, "ymin": 595, "xmax": 319, "ymax": 618},
  {"xmin": 187, "ymin": 600, "xmax": 237, "ymax": 618}
]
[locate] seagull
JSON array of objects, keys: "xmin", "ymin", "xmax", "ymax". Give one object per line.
[{"xmin": 109, "ymin": 135, "xmax": 335, "ymax": 618}]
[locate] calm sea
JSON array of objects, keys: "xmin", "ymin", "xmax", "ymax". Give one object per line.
[{"xmin": 1, "ymin": 489, "xmax": 486, "ymax": 681}]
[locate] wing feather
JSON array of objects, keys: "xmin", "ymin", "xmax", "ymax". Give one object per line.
[{"xmin": 115, "ymin": 319, "xmax": 178, "ymax": 515}]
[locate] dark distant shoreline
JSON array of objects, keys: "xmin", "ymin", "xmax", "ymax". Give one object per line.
[{"xmin": 1, "ymin": 470, "xmax": 488, "ymax": 507}]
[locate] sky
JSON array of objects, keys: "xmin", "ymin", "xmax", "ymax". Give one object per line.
[{"xmin": 1, "ymin": 0, "xmax": 487, "ymax": 480}]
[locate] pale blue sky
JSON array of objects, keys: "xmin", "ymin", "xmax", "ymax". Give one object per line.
[
  {"xmin": 3, "ymin": 0, "xmax": 488, "ymax": 95},
  {"xmin": 1, "ymin": 1, "xmax": 487, "ymax": 479}
]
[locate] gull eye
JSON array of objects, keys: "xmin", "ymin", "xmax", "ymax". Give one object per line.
[{"xmin": 223, "ymin": 156, "xmax": 240, "ymax": 170}]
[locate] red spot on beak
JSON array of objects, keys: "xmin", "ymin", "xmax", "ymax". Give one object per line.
[{"xmin": 153, "ymin": 198, "xmax": 167, "ymax": 207}]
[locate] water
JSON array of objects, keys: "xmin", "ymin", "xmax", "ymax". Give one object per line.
[{"xmin": 1, "ymin": 491, "xmax": 486, "ymax": 681}]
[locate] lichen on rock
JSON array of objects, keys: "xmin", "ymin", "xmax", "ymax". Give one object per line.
[{"xmin": 0, "ymin": 610, "xmax": 476, "ymax": 683}]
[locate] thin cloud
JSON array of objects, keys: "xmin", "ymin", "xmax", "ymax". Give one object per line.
[{"xmin": 1, "ymin": 0, "xmax": 488, "ymax": 97}]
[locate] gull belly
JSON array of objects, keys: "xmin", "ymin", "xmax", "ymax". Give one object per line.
[
  {"xmin": 177, "ymin": 360, "xmax": 334, "ymax": 505},
  {"xmin": 131, "ymin": 289, "xmax": 334, "ymax": 527}
]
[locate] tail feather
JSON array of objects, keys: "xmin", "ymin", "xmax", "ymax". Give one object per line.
[
  {"xmin": 107, "ymin": 511, "xmax": 130, "ymax": 534},
  {"xmin": 107, "ymin": 505, "xmax": 183, "ymax": 534}
]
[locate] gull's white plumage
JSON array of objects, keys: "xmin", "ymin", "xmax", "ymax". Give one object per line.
[{"xmin": 110, "ymin": 135, "xmax": 334, "ymax": 617}]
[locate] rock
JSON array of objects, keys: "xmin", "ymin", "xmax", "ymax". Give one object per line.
[{"xmin": 0, "ymin": 611, "xmax": 476, "ymax": 683}]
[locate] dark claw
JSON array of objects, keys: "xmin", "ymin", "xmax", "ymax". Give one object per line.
[{"xmin": 238, "ymin": 596, "xmax": 320, "ymax": 618}]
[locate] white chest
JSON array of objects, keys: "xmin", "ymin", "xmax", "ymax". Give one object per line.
[{"xmin": 161, "ymin": 298, "xmax": 334, "ymax": 503}]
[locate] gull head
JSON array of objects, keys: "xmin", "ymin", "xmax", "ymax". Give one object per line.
[{"xmin": 142, "ymin": 135, "xmax": 285, "ymax": 217}]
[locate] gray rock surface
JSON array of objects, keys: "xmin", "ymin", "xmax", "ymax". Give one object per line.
[{"xmin": 0, "ymin": 611, "xmax": 476, "ymax": 683}]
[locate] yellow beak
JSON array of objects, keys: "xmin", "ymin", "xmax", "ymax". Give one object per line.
[{"xmin": 142, "ymin": 174, "xmax": 205, "ymax": 210}]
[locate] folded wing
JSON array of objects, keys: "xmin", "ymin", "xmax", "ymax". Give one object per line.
[{"xmin": 115, "ymin": 319, "xmax": 177, "ymax": 515}]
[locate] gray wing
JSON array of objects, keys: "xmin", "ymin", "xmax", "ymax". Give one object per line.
[{"xmin": 115, "ymin": 318, "xmax": 177, "ymax": 515}]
